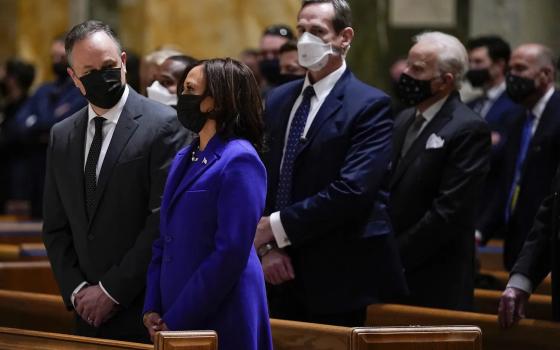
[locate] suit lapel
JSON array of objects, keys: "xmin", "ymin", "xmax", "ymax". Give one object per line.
[
  {"xmin": 88, "ymin": 91, "xmax": 140, "ymax": 225},
  {"xmin": 167, "ymin": 136, "xmax": 226, "ymax": 213},
  {"xmin": 391, "ymin": 94, "xmax": 458, "ymax": 188},
  {"xmin": 68, "ymin": 109, "xmax": 89, "ymax": 230},
  {"xmin": 392, "ymin": 109, "xmax": 416, "ymax": 166}
]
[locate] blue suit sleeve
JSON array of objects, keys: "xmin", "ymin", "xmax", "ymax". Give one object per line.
[
  {"xmin": 280, "ymin": 97, "xmax": 394, "ymax": 246},
  {"xmin": 162, "ymin": 150, "xmax": 266, "ymax": 330}
]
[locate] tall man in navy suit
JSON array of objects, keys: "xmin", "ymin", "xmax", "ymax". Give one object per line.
[
  {"xmin": 465, "ymin": 36, "xmax": 523, "ymax": 244},
  {"xmin": 480, "ymin": 44, "xmax": 560, "ymax": 271},
  {"xmin": 390, "ymin": 32, "xmax": 491, "ymax": 311},
  {"xmin": 253, "ymin": 0, "xmax": 407, "ymax": 327}
]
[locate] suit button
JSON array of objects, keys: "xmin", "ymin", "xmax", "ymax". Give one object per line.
[{"xmin": 88, "ymin": 235, "xmax": 94, "ymax": 241}]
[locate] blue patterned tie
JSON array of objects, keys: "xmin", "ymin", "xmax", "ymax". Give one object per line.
[
  {"xmin": 275, "ymin": 85, "xmax": 315, "ymax": 211},
  {"xmin": 505, "ymin": 110, "xmax": 535, "ymax": 222}
]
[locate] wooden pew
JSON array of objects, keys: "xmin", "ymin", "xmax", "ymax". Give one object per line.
[
  {"xmin": 479, "ymin": 268, "xmax": 552, "ymax": 295},
  {"xmin": 474, "ymin": 288, "xmax": 552, "ymax": 320},
  {"xmin": 0, "ymin": 243, "xmax": 48, "ymax": 261},
  {"xmin": 0, "ymin": 222, "xmax": 42, "ymax": 244},
  {"xmin": 367, "ymin": 303, "xmax": 560, "ymax": 350},
  {"xmin": 270, "ymin": 319, "xmax": 481, "ymax": 350},
  {"xmin": 478, "ymin": 239, "xmax": 504, "ymax": 271},
  {"xmin": 0, "ymin": 327, "xmax": 217, "ymax": 350},
  {"xmin": 0, "ymin": 261, "xmax": 59, "ymax": 294}
]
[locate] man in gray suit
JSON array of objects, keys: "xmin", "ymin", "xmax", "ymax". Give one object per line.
[{"xmin": 42, "ymin": 20, "xmax": 188, "ymax": 342}]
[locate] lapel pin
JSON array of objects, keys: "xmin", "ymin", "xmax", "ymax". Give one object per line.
[{"xmin": 202, "ymin": 157, "xmax": 208, "ymax": 165}]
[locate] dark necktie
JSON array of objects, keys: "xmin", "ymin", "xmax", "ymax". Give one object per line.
[
  {"xmin": 275, "ymin": 85, "xmax": 315, "ymax": 211},
  {"xmin": 505, "ymin": 111, "xmax": 535, "ymax": 221},
  {"xmin": 85, "ymin": 117, "xmax": 106, "ymax": 219},
  {"xmin": 472, "ymin": 95, "xmax": 488, "ymax": 115},
  {"xmin": 401, "ymin": 113, "xmax": 426, "ymax": 156}
]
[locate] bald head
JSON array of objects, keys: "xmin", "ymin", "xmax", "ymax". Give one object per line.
[{"xmin": 511, "ymin": 43, "xmax": 556, "ymax": 79}]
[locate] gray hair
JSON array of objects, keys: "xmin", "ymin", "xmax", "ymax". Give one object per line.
[
  {"xmin": 414, "ymin": 31, "xmax": 468, "ymax": 88},
  {"xmin": 65, "ymin": 20, "xmax": 122, "ymax": 66}
]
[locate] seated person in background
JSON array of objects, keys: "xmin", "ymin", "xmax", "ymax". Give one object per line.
[
  {"xmin": 143, "ymin": 58, "xmax": 273, "ymax": 350},
  {"xmin": 146, "ymin": 55, "xmax": 197, "ymax": 107},
  {"xmin": 278, "ymin": 40, "xmax": 306, "ymax": 83}
]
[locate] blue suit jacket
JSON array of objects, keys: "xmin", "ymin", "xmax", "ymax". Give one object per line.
[
  {"xmin": 143, "ymin": 135, "xmax": 272, "ymax": 350},
  {"xmin": 262, "ymin": 69, "xmax": 407, "ymax": 313}
]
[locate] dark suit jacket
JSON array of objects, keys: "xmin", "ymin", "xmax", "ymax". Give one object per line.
[
  {"xmin": 42, "ymin": 88, "xmax": 188, "ymax": 341},
  {"xmin": 511, "ymin": 170, "xmax": 560, "ymax": 321},
  {"xmin": 262, "ymin": 69, "xmax": 407, "ymax": 314},
  {"xmin": 390, "ymin": 92, "xmax": 491, "ymax": 311},
  {"xmin": 480, "ymin": 90, "xmax": 560, "ymax": 270},
  {"xmin": 468, "ymin": 92, "xmax": 523, "ymax": 233}
]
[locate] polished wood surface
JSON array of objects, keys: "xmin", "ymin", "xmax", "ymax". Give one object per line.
[
  {"xmin": 367, "ymin": 303, "xmax": 560, "ymax": 350},
  {"xmin": 155, "ymin": 331, "xmax": 217, "ymax": 350},
  {"xmin": 474, "ymin": 288, "xmax": 552, "ymax": 320},
  {"xmin": 271, "ymin": 318, "xmax": 350, "ymax": 350},
  {"xmin": 0, "ymin": 261, "xmax": 58, "ymax": 294},
  {"xmin": 479, "ymin": 268, "xmax": 552, "ymax": 295}
]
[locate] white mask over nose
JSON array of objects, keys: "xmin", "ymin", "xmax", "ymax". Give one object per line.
[
  {"xmin": 297, "ymin": 32, "xmax": 335, "ymax": 72},
  {"xmin": 146, "ymin": 80, "xmax": 178, "ymax": 106}
]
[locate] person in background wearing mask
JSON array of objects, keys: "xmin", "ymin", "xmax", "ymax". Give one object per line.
[
  {"xmin": 146, "ymin": 55, "xmax": 197, "ymax": 107},
  {"xmin": 143, "ymin": 58, "xmax": 273, "ymax": 350},
  {"xmin": 10, "ymin": 35, "xmax": 86, "ymax": 218},
  {"xmin": 254, "ymin": 0, "xmax": 407, "ymax": 326},
  {"xmin": 389, "ymin": 57, "xmax": 408, "ymax": 115},
  {"xmin": 278, "ymin": 40, "xmax": 307, "ymax": 84},
  {"xmin": 483, "ymin": 44, "xmax": 560, "ymax": 272},
  {"xmin": 139, "ymin": 47, "xmax": 182, "ymax": 96},
  {"xmin": 42, "ymin": 20, "xmax": 187, "ymax": 342},
  {"xmin": 390, "ymin": 32, "xmax": 490, "ymax": 311},
  {"xmin": 259, "ymin": 24, "xmax": 295, "ymax": 95},
  {"xmin": 0, "ymin": 58, "xmax": 35, "ymax": 214},
  {"xmin": 240, "ymin": 48, "xmax": 263, "ymax": 88},
  {"xmin": 466, "ymin": 36, "xmax": 524, "ymax": 247},
  {"xmin": 497, "ymin": 46, "xmax": 560, "ymax": 328}
]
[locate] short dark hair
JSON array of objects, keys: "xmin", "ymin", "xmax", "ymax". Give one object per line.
[
  {"xmin": 467, "ymin": 35, "xmax": 511, "ymax": 64},
  {"xmin": 262, "ymin": 24, "xmax": 295, "ymax": 40},
  {"xmin": 279, "ymin": 40, "xmax": 298, "ymax": 55},
  {"xmin": 182, "ymin": 58, "xmax": 265, "ymax": 152},
  {"xmin": 301, "ymin": 0, "xmax": 352, "ymax": 33},
  {"xmin": 65, "ymin": 20, "xmax": 122, "ymax": 66},
  {"xmin": 5, "ymin": 58, "xmax": 35, "ymax": 92}
]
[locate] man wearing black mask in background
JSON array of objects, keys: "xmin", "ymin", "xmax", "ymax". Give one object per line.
[
  {"xmin": 259, "ymin": 24, "xmax": 295, "ymax": 96},
  {"xmin": 42, "ymin": 20, "xmax": 187, "ymax": 342},
  {"xmin": 10, "ymin": 35, "xmax": 87, "ymax": 218},
  {"xmin": 480, "ymin": 43, "xmax": 560, "ymax": 271},
  {"xmin": 278, "ymin": 40, "xmax": 307, "ymax": 84},
  {"xmin": 466, "ymin": 36, "xmax": 523, "ymax": 246},
  {"xmin": 0, "ymin": 58, "xmax": 35, "ymax": 214}
]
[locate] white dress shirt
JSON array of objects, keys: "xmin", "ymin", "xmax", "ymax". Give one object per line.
[
  {"xmin": 479, "ymin": 81, "xmax": 506, "ymax": 119},
  {"xmin": 270, "ymin": 62, "xmax": 347, "ymax": 248},
  {"xmin": 71, "ymin": 85, "xmax": 130, "ymax": 307},
  {"xmin": 506, "ymin": 86, "xmax": 556, "ymax": 294},
  {"xmin": 415, "ymin": 94, "xmax": 449, "ymax": 135}
]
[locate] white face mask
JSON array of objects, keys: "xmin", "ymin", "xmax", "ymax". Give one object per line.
[
  {"xmin": 146, "ymin": 80, "xmax": 178, "ymax": 106},
  {"xmin": 297, "ymin": 32, "xmax": 334, "ymax": 72}
]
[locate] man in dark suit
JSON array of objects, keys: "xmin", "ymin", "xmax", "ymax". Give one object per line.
[
  {"xmin": 465, "ymin": 36, "xmax": 524, "ymax": 244},
  {"xmin": 253, "ymin": 0, "xmax": 407, "ymax": 327},
  {"xmin": 480, "ymin": 44, "xmax": 560, "ymax": 271},
  {"xmin": 390, "ymin": 32, "xmax": 491, "ymax": 311},
  {"xmin": 42, "ymin": 20, "xmax": 187, "ymax": 342},
  {"xmin": 496, "ymin": 44, "xmax": 560, "ymax": 327}
]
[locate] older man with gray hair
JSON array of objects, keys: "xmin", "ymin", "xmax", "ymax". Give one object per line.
[{"xmin": 389, "ymin": 31, "xmax": 491, "ymax": 311}]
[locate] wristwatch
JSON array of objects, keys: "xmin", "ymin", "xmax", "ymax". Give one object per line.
[{"xmin": 257, "ymin": 242, "xmax": 277, "ymax": 258}]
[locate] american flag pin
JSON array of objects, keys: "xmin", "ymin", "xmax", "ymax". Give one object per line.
[{"xmin": 202, "ymin": 158, "xmax": 208, "ymax": 165}]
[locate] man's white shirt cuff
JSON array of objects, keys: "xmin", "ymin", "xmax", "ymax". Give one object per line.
[
  {"xmin": 270, "ymin": 211, "xmax": 292, "ymax": 248},
  {"xmin": 507, "ymin": 273, "xmax": 533, "ymax": 294},
  {"xmin": 71, "ymin": 281, "xmax": 88, "ymax": 308},
  {"xmin": 99, "ymin": 281, "xmax": 119, "ymax": 305}
]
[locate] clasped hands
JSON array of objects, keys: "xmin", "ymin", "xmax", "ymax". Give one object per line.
[
  {"xmin": 143, "ymin": 312, "xmax": 169, "ymax": 342},
  {"xmin": 74, "ymin": 285, "xmax": 118, "ymax": 328},
  {"xmin": 255, "ymin": 217, "xmax": 295, "ymax": 285}
]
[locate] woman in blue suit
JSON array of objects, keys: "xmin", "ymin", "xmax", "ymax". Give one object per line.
[{"xmin": 143, "ymin": 58, "xmax": 272, "ymax": 350}]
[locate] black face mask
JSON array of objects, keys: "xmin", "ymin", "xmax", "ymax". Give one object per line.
[
  {"xmin": 278, "ymin": 73, "xmax": 305, "ymax": 84},
  {"xmin": 396, "ymin": 73, "xmax": 435, "ymax": 106},
  {"xmin": 79, "ymin": 67, "xmax": 125, "ymax": 109},
  {"xmin": 466, "ymin": 68, "xmax": 490, "ymax": 88},
  {"xmin": 506, "ymin": 72, "xmax": 537, "ymax": 103},
  {"xmin": 52, "ymin": 62, "xmax": 68, "ymax": 80},
  {"xmin": 259, "ymin": 58, "xmax": 282, "ymax": 86},
  {"xmin": 176, "ymin": 94, "xmax": 211, "ymax": 133}
]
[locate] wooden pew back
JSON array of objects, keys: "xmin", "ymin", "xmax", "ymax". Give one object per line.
[
  {"xmin": 474, "ymin": 288, "xmax": 552, "ymax": 320},
  {"xmin": 0, "ymin": 261, "xmax": 59, "ymax": 294},
  {"xmin": 367, "ymin": 303, "xmax": 560, "ymax": 350}
]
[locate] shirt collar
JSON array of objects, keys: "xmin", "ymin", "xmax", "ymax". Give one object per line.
[
  {"xmin": 301, "ymin": 60, "xmax": 347, "ymax": 101},
  {"xmin": 417, "ymin": 94, "xmax": 449, "ymax": 123},
  {"xmin": 486, "ymin": 81, "xmax": 506, "ymax": 101},
  {"xmin": 532, "ymin": 86, "xmax": 555, "ymax": 119},
  {"xmin": 87, "ymin": 85, "xmax": 130, "ymax": 124}
]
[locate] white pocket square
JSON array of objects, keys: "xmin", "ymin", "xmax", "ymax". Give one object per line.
[{"xmin": 426, "ymin": 133, "xmax": 445, "ymax": 149}]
